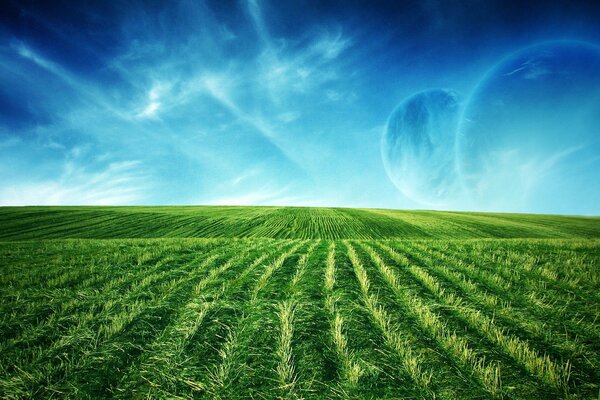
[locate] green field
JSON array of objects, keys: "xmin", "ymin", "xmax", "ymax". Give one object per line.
[{"xmin": 1, "ymin": 207, "xmax": 599, "ymax": 399}]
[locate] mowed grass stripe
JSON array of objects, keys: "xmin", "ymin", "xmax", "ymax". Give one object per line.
[
  {"xmin": 0, "ymin": 205, "xmax": 598, "ymax": 399},
  {"xmin": 200, "ymin": 241, "xmax": 307, "ymax": 398},
  {"xmin": 0, "ymin": 240, "xmax": 249, "ymax": 398},
  {"xmin": 0, "ymin": 240, "xmax": 146, "ymax": 289},
  {"xmin": 351, "ymin": 241, "xmax": 489, "ymax": 399},
  {"xmin": 323, "ymin": 241, "xmax": 364, "ymax": 394},
  {"xmin": 274, "ymin": 240, "xmax": 321, "ymax": 399},
  {"xmin": 502, "ymin": 242, "xmax": 600, "ymax": 310},
  {"xmin": 358, "ymin": 242, "xmax": 503, "ymax": 397},
  {"xmin": 380, "ymin": 241, "xmax": 571, "ymax": 391},
  {"xmin": 344, "ymin": 242, "xmax": 434, "ymax": 396},
  {"xmin": 274, "ymin": 240, "xmax": 332, "ymax": 398},
  {"xmin": 0, "ymin": 239, "xmax": 220, "ymax": 294},
  {"xmin": 433, "ymin": 240, "xmax": 600, "ymax": 345},
  {"xmin": 458, "ymin": 240, "xmax": 600, "ymax": 306},
  {"xmin": 411, "ymin": 240, "xmax": 600, "ymax": 397},
  {"xmin": 323, "ymin": 241, "xmax": 421, "ymax": 398},
  {"xmin": 0, "ymin": 240, "xmax": 221, "ymax": 344},
  {"xmin": 43, "ymin": 239, "xmax": 273, "ymax": 398},
  {"xmin": 114, "ymin": 239, "xmax": 290, "ymax": 398},
  {"xmin": 182, "ymin": 241, "xmax": 301, "ymax": 396},
  {"xmin": 405, "ymin": 241, "xmax": 597, "ymax": 379},
  {"xmin": 153, "ymin": 241, "xmax": 300, "ymax": 396},
  {"xmin": 0, "ymin": 240, "xmax": 232, "ymax": 372},
  {"xmin": 0, "ymin": 240, "xmax": 211, "ymax": 327},
  {"xmin": 2, "ymin": 206, "xmax": 599, "ymax": 240},
  {"xmin": 0, "ymin": 211, "xmax": 127, "ymax": 240},
  {"xmin": 275, "ymin": 300, "xmax": 297, "ymax": 397},
  {"xmin": 0, "ymin": 250, "xmax": 181, "ymax": 358}
]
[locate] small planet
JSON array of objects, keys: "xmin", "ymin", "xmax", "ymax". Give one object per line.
[
  {"xmin": 381, "ymin": 89, "xmax": 461, "ymax": 206},
  {"xmin": 457, "ymin": 41, "xmax": 600, "ymax": 212}
]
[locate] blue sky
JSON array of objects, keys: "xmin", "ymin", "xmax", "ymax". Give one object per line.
[{"xmin": 1, "ymin": 0, "xmax": 599, "ymax": 213}]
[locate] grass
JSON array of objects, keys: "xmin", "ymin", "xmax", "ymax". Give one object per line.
[
  {"xmin": 0, "ymin": 206, "xmax": 598, "ymax": 399},
  {"xmin": 1, "ymin": 206, "xmax": 599, "ymax": 240}
]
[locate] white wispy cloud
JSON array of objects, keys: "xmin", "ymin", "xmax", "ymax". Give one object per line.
[
  {"xmin": 136, "ymin": 82, "xmax": 171, "ymax": 119},
  {"xmin": 255, "ymin": 28, "xmax": 352, "ymax": 96},
  {"xmin": 2, "ymin": 1, "xmax": 358, "ymax": 206},
  {"xmin": 311, "ymin": 29, "xmax": 353, "ymax": 60},
  {"xmin": 231, "ymin": 168, "xmax": 262, "ymax": 186},
  {"xmin": 0, "ymin": 159, "xmax": 147, "ymax": 206},
  {"xmin": 247, "ymin": 0, "xmax": 271, "ymax": 46},
  {"xmin": 12, "ymin": 42, "xmax": 131, "ymax": 121},
  {"xmin": 245, "ymin": 0, "xmax": 353, "ymax": 101},
  {"xmin": 277, "ymin": 111, "xmax": 301, "ymax": 123}
]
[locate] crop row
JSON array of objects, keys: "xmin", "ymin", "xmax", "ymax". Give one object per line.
[
  {"xmin": 2, "ymin": 207, "xmax": 599, "ymax": 240},
  {"xmin": 0, "ymin": 238, "xmax": 598, "ymax": 399}
]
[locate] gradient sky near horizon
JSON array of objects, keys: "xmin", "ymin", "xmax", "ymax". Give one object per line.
[{"xmin": 1, "ymin": 0, "xmax": 599, "ymax": 214}]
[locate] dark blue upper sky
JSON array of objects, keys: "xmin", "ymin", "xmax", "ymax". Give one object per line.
[{"xmin": 1, "ymin": 0, "xmax": 599, "ymax": 213}]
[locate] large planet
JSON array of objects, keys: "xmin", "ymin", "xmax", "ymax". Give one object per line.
[
  {"xmin": 382, "ymin": 89, "xmax": 462, "ymax": 206},
  {"xmin": 457, "ymin": 41, "xmax": 600, "ymax": 213}
]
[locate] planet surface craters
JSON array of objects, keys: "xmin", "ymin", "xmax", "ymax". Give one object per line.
[
  {"xmin": 456, "ymin": 41, "xmax": 600, "ymax": 212},
  {"xmin": 381, "ymin": 89, "xmax": 462, "ymax": 206}
]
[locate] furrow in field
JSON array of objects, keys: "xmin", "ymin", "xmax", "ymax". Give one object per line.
[
  {"xmin": 44, "ymin": 239, "xmax": 275, "ymax": 398},
  {"xmin": 0, "ymin": 241, "xmax": 254, "ymax": 398},
  {"xmin": 351, "ymin": 241, "xmax": 493, "ymax": 399},
  {"xmin": 344, "ymin": 242, "xmax": 434, "ymax": 396},
  {"xmin": 0, "ymin": 240, "xmax": 221, "ymax": 340},
  {"xmin": 114, "ymin": 239, "xmax": 291, "ymax": 398},
  {"xmin": 155, "ymin": 241, "xmax": 299, "ymax": 397},
  {"xmin": 319, "ymin": 241, "xmax": 409, "ymax": 397},
  {"xmin": 0, "ymin": 239, "xmax": 214, "ymax": 291},
  {"xmin": 200, "ymin": 241, "xmax": 307, "ymax": 399},
  {"xmin": 405, "ymin": 241, "xmax": 599, "ymax": 373},
  {"xmin": 0, "ymin": 240, "xmax": 120, "ymax": 289},
  {"xmin": 322, "ymin": 242, "xmax": 364, "ymax": 394},
  {"xmin": 289, "ymin": 240, "xmax": 320, "ymax": 293},
  {"xmin": 0, "ymin": 212, "xmax": 126, "ymax": 240},
  {"xmin": 0, "ymin": 249, "xmax": 177, "ymax": 348},
  {"xmin": 464, "ymin": 241, "xmax": 600, "ymax": 308},
  {"xmin": 356, "ymin": 242, "xmax": 503, "ymax": 398},
  {"xmin": 374, "ymin": 241, "xmax": 572, "ymax": 392},
  {"xmin": 430, "ymin": 241, "xmax": 600, "ymax": 345},
  {"xmin": 274, "ymin": 240, "xmax": 321, "ymax": 399},
  {"xmin": 0, "ymin": 240, "xmax": 233, "ymax": 369},
  {"xmin": 269, "ymin": 239, "xmax": 331, "ymax": 398}
]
